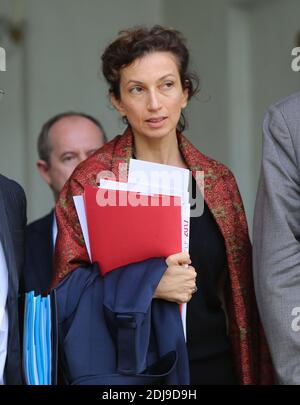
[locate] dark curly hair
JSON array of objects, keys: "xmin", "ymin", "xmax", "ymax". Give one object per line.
[{"xmin": 101, "ymin": 25, "xmax": 200, "ymax": 132}]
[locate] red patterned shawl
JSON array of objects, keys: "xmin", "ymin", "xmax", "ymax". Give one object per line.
[{"xmin": 53, "ymin": 127, "xmax": 273, "ymax": 384}]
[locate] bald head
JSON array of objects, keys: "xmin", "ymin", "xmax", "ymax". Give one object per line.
[{"xmin": 37, "ymin": 114, "xmax": 106, "ymax": 201}]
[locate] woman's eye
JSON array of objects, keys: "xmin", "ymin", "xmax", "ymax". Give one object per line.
[
  {"xmin": 162, "ymin": 81, "xmax": 174, "ymax": 90},
  {"xmin": 130, "ymin": 86, "xmax": 143, "ymax": 94}
]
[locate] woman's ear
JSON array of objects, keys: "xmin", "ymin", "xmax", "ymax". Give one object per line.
[
  {"xmin": 181, "ymin": 87, "xmax": 189, "ymax": 109},
  {"xmin": 110, "ymin": 94, "xmax": 126, "ymax": 117}
]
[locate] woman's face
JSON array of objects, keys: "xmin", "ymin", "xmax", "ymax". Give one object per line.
[{"xmin": 111, "ymin": 51, "xmax": 188, "ymax": 141}]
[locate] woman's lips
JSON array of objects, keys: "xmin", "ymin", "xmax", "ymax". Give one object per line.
[{"xmin": 145, "ymin": 117, "xmax": 167, "ymax": 128}]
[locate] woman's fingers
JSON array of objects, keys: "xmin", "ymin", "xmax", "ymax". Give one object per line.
[
  {"xmin": 153, "ymin": 263, "xmax": 197, "ymax": 304},
  {"xmin": 166, "ymin": 251, "xmax": 191, "ymax": 266}
]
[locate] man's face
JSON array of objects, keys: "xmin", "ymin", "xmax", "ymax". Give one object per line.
[{"xmin": 38, "ymin": 116, "xmax": 105, "ymax": 201}]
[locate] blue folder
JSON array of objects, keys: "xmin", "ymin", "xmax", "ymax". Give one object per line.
[{"xmin": 23, "ymin": 291, "xmax": 57, "ymax": 385}]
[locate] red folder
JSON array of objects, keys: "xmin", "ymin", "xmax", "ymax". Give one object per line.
[{"xmin": 84, "ymin": 186, "xmax": 182, "ymax": 275}]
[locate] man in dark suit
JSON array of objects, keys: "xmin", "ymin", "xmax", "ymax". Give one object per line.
[
  {"xmin": 0, "ymin": 174, "xmax": 26, "ymax": 384},
  {"xmin": 24, "ymin": 112, "xmax": 106, "ymax": 294}
]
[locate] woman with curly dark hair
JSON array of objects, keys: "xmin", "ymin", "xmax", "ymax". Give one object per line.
[{"xmin": 53, "ymin": 26, "xmax": 273, "ymax": 385}]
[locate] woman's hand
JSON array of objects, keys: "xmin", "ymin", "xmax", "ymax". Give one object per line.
[{"xmin": 153, "ymin": 252, "xmax": 197, "ymax": 304}]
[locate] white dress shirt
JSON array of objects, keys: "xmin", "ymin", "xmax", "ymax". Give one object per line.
[{"xmin": 0, "ymin": 240, "xmax": 9, "ymax": 385}]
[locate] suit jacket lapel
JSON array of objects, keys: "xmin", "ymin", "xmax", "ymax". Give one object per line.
[
  {"xmin": 0, "ymin": 183, "xmax": 22, "ymax": 384},
  {"xmin": 0, "ymin": 186, "xmax": 18, "ymax": 296}
]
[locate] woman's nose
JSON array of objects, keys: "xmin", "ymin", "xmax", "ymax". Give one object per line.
[{"xmin": 147, "ymin": 90, "xmax": 162, "ymax": 111}]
